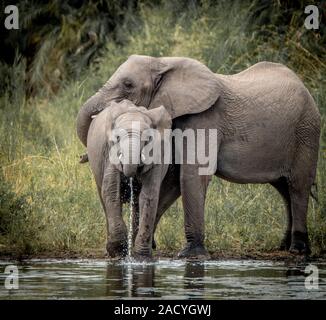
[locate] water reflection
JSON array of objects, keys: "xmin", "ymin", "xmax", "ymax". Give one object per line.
[
  {"xmin": 184, "ymin": 263, "xmax": 205, "ymax": 294},
  {"xmin": 105, "ymin": 263, "xmax": 157, "ymax": 298},
  {"xmin": 0, "ymin": 259, "xmax": 325, "ymax": 299},
  {"xmin": 103, "ymin": 261, "xmax": 207, "ymax": 298},
  {"xmin": 101, "ymin": 260, "xmax": 326, "ymax": 299}
]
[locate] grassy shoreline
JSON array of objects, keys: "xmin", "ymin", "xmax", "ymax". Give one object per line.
[{"xmin": 1, "ymin": 249, "xmax": 326, "ymax": 263}]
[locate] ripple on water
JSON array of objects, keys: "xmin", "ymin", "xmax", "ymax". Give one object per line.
[{"xmin": 0, "ymin": 259, "xmax": 325, "ymax": 299}]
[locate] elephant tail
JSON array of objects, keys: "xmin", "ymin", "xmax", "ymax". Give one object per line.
[{"xmin": 310, "ymin": 180, "xmax": 318, "ymax": 204}]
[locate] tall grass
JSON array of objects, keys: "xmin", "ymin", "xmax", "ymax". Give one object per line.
[{"xmin": 0, "ymin": 0, "xmax": 325, "ymax": 257}]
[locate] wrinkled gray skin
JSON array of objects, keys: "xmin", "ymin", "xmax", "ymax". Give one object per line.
[
  {"xmin": 174, "ymin": 63, "xmax": 320, "ymax": 256},
  {"xmin": 87, "ymin": 100, "xmax": 171, "ymax": 259},
  {"xmin": 77, "ymin": 55, "xmax": 320, "ymax": 258}
]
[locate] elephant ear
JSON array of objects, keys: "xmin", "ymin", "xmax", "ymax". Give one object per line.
[
  {"xmin": 145, "ymin": 105, "xmax": 172, "ymax": 137},
  {"xmin": 149, "ymin": 57, "xmax": 220, "ymax": 118},
  {"xmin": 140, "ymin": 105, "xmax": 172, "ymax": 171},
  {"xmin": 105, "ymin": 100, "xmax": 131, "ymax": 140}
]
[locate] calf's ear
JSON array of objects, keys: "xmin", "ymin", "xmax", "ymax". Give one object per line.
[{"xmin": 145, "ymin": 105, "xmax": 172, "ymax": 138}]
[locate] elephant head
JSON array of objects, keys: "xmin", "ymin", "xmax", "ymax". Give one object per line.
[
  {"xmin": 106, "ymin": 100, "xmax": 172, "ymax": 178},
  {"xmin": 76, "ymin": 55, "xmax": 220, "ymax": 147}
]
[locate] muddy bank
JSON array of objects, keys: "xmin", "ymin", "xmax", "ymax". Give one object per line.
[{"xmin": 1, "ymin": 249, "xmax": 326, "ymax": 263}]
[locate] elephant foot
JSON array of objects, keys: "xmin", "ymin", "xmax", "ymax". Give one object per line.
[
  {"xmin": 178, "ymin": 242, "xmax": 210, "ymax": 260},
  {"xmin": 279, "ymin": 231, "xmax": 292, "ymax": 251},
  {"xmin": 289, "ymin": 231, "xmax": 311, "ymax": 255},
  {"xmin": 132, "ymin": 249, "xmax": 153, "ymax": 262},
  {"xmin": 106, "ymin": 239, "xmax": 128, "ymax": 258},
  {"xmin": 132, "ymin": 253, "xmax": 153, "ymax": 262}
]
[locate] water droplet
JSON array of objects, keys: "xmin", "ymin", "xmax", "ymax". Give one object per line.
[{"xmin": 127, "ymin": 177, "xmax": 134, "ymax": 259}]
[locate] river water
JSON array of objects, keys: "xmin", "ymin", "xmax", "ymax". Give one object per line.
[{"xmin": 0, "ymin": 259, "xmax": 325, "ymax": 299}]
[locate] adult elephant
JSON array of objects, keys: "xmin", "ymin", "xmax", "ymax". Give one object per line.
[
  {"xmin": 77, "ymin": 55, "xmax": 219, "ymax": 258},
  {"xmin": 76, "ymin": 55, "xmax": 220, "ymax": 146},
  {"xmin": 76, "ymin": 56, "xmax": 320, "ymax": 258},
  {"xmin": 172, "ymin": 62, "xmax": 320, "ymax": 255}
]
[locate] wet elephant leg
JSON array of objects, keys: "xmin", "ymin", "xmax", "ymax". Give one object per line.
[
  {"xmin": 289, "ymin": 187, "xmax": 311, "ymax": 255},
  {"xmin": 270, "ymin": 178, "xmax": 292, "ymax": 250},
  {"xmin": 101, "ymin": 164, "xmax": 128, "ymax": 258},
  {"xmin": 133, "ymin": 165, "xmax": 168, "ymax": 259},
  {"xmin": 288, "ymin": 148, "xmax": 317, "ymax": 255},
  {"xmin": 178, "ymin": 165, "xmax": 211, "ymax": 259}
]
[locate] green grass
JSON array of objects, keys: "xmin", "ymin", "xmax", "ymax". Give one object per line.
[{"xmin": 1, "ymin": 0, "xmax": 325, "ymax": 257}]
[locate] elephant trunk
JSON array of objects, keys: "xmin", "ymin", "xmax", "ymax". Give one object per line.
[
  {"xmin": 123, "ymin": 164, "xmax": 138, "ymax": 178},
  {"xmin": 76, "ymin": 86, "xmax": 110, "ymax": 146},
  {"xmin": 120, "ymin": 134, "xmax": 141, "ymax": 178}
]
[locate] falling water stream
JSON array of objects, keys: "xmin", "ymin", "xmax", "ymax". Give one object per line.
[
  {"xmin": 126, "ymin": 178, "xmax": 134, "ymax": 297},
  {"xmin": 127, "ymin": 177, "xmax": 134, "ymax": 259}
]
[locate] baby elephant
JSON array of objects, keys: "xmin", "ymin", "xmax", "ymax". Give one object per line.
[{"xmin": 87, "ymin": 100, "xmax": 171, "ymax": 260}]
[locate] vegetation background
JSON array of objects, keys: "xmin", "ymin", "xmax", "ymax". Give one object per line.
[{"xmin": 0, "ymin": 0, "xmax": 325, "ymax": 258}]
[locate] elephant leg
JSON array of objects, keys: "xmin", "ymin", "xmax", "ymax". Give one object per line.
[
  {"xmin": 178, "ymin": 165, "xmax": 211, "ymax": 259},
  {"xmin": 270, "ymin": 178, "xmax": 292, "ymax": 250},
  {"xmin": 288, "ymin": 149, "xmax": 317, "ymax": 255},
  {"xmin": 288, "ymin": 187, "xmax": 311, "ymax": 255},
  {"xmin": 152, "ymin": 165, "xmax": 181, "ymax": 249},
  {"xmin": 101, "ymin": 165, "xmax": 128, "ymax": 258},
  {"xmin": 133, "ymin": 166, "xmax": 165, "ymax": 259}
]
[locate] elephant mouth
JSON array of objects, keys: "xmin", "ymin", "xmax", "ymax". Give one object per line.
[
  {"xmin": 119, "ymin": 162, "xmax": 151, "ymax": 178},
  {"xmin": 123, "ymin": 169, "xmax": 137, "ymax": 178},
  {"xmin": 139, "ymin": 163, "xmax": 153, "ymax": 175}
]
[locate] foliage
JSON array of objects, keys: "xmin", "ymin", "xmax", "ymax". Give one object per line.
[
  {"xmin": 0, "ymin": 0, "xmax": 325, "ymax": 256},
  {"xmin": 0, "ymin": 0, "xmax": 137, "ymax": 96}
]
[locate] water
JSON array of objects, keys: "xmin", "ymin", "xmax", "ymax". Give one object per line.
[
  {"xmin": 127, "ymin": 177, "xmax": 134, "ymax": 259},
  {"xmin": 0, "ymin": 259, "xmax": 325, "ymax": 299}
]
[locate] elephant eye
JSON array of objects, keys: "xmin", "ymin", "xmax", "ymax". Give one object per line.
[{"xmin": 123, "ymin": 79, "xmax": 134, "ymax": 90}]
